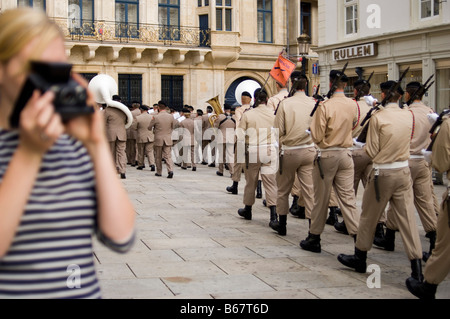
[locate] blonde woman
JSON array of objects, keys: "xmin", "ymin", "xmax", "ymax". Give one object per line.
[{"xmin": 0, "ymin": 8, "xmax": 135, "ymax": 298}]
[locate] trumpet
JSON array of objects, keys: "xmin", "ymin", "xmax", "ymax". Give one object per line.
[{"xmin": 207, "ymin": 95, "xmax": 224, "ymax": 127}]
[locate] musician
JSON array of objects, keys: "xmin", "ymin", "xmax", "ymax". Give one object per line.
[
  {"xmin": 201, "ymin": 105, "xmax": 215, "ymax": 166},
  {"xmin": 236, "ymin": 90, "xmax": 279, "ymax": 230},
  {"xmin": 126, "ymin": 101, "xmax": 141, "ymax": 166},
  {"xmin": 337, "ymin": 81, "xmax": 424, "ymax": 284},
  {"xmin": 300, "ymin": 70, "xmax": 360, "ymax": 253},
  {"xmin": 148, "ymin": 102, "xmax": 177, "ymax": 178},
  {"xmin": 375, "ymin": 82, "xmax": 438, "ymax": 261},
  {"xmin": 214, "ymin": 104, "xmax": 236, "ymax": 177},
  {"xmin": 134, "ymin": 105, "xmax": 155, "ymax": 171},
  {"xmin": 406, "ymin": 111, "xmax": 450, "ymax": 299},
  {"xmin": 226, "ymin": 91, "xmax": 252, "ymax": 195},
  {"xmin": 179, "ymin": 109, "xmax": 197, "ymax": 171},
  {"xmin": 274, "ymin": 72, "xmax": 315, "ymax": 236}
]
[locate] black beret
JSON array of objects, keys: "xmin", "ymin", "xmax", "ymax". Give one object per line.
[
  {"xmin": 241, "ymin": 91, "xmax": 252, "ymax": 98},
  {"xmin": 354, "ymin": 79, "xmax": 371, "ymax": 88},
  {"xmin": 329, "ymin": 70, "xmax": 349, "ymax": 83},
  {"xmin": 291, "ymin": 71, "xmax": 308, "ymax": 82},
  {"xmin": 380, "ymin": 81, "xmax": 404, "ymax": 96},
  {"xmin": 224, "ymin": 103, "xmax": 232, "ymax": 110},
  {"xmin": 140, "ymin": 105, "xmax": 149, "ymax": 111},
  {"xmin": 406, "ymin": 82, "xmax": 422, "ymax": 89}
]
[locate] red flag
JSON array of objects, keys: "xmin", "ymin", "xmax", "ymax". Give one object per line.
[{"xmin": 269, "ymin": 54, "xmax": 297, "ymax": 86}]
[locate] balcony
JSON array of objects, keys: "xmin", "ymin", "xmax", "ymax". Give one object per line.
[{"xmin": 54, "ymin": 18, "xmax": 211, "ymax": 48}]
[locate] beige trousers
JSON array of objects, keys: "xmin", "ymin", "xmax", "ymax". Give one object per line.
[
  {"xmin": 155, "ymin": 144, "xmax": 174, "ymax": 175},
  {"xmin": 137, "ymin": 142, "xmax": 155, "ymax": 167},
  {"xmin": 110, "ymin": 139, "xmax": 127, "ymax": 174},
  {"xmin": 356, "ymin": 167, "xmax": 422, "ymax": 260},
  {"xmin": 310, "ymin": 149, "xmax": 359, "ymax": 236}
]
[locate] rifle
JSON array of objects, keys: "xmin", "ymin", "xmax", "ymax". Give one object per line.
[
  {"xmin": 356, "ymin": 67, "xmax": 410, "ymax": 143},
  {"xmin": 310, "ymin": 62, "xmax": 349, "ymax": 118},
  {"xmin": 426, "ymin": 108, "xmax": 450, "ymax": 152},
  {"xmin": 355, "ymin": 71, "xmax": 374, "ymax": 101},
  {"xmin": 406, "ymin": 75, "xmax": 435, "ymax": 106}
]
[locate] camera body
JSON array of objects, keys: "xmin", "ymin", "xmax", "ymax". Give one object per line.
[{"xmin": 10, "ymin": 61, "xmax": 93, "ymax": 128}]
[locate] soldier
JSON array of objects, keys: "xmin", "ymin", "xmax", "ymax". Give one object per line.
[
  {"xmin": 126, "ymin": 101, "xmax": 140, "ymax": 166},
  {"xmin": 374, "ymin": 82, "xmax": 438, "ymax": 261},
  {"xmin": 236, "ymin": 90, "xmax": 279, "ymax": 230},
  {"xmin": 337, "ymin": 81, "xmax": 424, "ymax": 284},
  {"xmin": 201, "ymin": 106, "xmax": 215, "ymax": 166},
  {"xmin": 215, "ymin": 104, "xmax": 236, "ymax": 177},
  {"xmin": 300, "ymin": 69, "xmax": 360, "ymax": 253},
  {"xmin": 134, "ymin": 105, "xmax": 155, "ymax": 171},
  {"xmin": 273, "ymin": 72, "xmax": 315, "ymax": 236},
  {"xmin": 268, "ymin": 81, "xmax": 289, "ymax": 112},
  {"xmin": 179, "ymin": 108, "xmax": 197, "ymax": 171},
  {"xmin": 406, "ymin": 111, "xmax": 450, "ymax": 299},
  {"xmin": 226, "ymin": 91, "xmax": 252, "ymax": 195},
  {"xmin": 148, "ymin": 101, "xmax": 177, "ymax": 179}
]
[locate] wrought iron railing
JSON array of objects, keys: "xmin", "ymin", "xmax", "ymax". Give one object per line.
[{"xmin": 54, "ymin": 18, "xmax": 211, "ymax": 47}]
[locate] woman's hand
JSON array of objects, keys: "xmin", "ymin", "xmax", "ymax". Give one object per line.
[
  {"xmin": 64, "ymin": 73, "xmax": 107, "ymax": 154},
  {"xmin": 18, "ymin": 90, "xmax": 64, "ymax": 156}
]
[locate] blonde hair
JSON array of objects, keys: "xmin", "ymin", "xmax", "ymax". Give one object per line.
[{"xmin": 0, "ymin": 7, "xmax": 64, "ymax": 67}]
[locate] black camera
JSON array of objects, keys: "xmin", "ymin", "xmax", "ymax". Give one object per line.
[{"xmin": 10, "ymin": 61, "xmax": 94, "ymax": 128}]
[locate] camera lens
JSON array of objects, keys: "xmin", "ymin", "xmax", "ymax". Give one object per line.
[{"xmin": 59, "ymin": 86, "xmax": 77, "ymax": 106}]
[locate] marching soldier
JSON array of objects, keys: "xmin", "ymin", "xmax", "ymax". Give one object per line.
[
  {"xmin": 134, "ymin": 105, "xmax": 155, "ymax": 171},
  {"xmin": 273, "ymin": 72, "xmax": 315, "ymax": 236},
  {"xmin": 237, "ymin": 90, "xmax": 279, "ymax": 229},
  {"xmin": 337, "ymin": 81, "xmax": 424, "ymax": 284},
  {"xmin": 406, "ymin": 111, "xmax": 450, "ymax": 299},
  {"xmin": 215, "ymin": 104, "xmax": 236, "ymax": 177},
  {"xmin": 300, "ymin": 69, "xmax": 360, "ymax": 253},
  {"xmin": 126, "ymin": 101, "xmax": 141, "ymax": 166},
  {"xmin": 226, "ymin": 91, "xmax": 252, "ymax": 195},
  {"xmin": 268, "ymin": 81, "xmax": 289, "ymax": 112},
  {"xmin": 201, "ymin": 106, "xmax": 216, "ymax": 166},
  {"xmin": 179, "ymin": 108, "xmax": 197, "ymax": 171},
  {"xmin": 149, "ymin": 101, "xmax": 177, "ymax": 179},
  {"xmin": 374, "ymin": 82, "xmax": 438, "ymax": 261}
]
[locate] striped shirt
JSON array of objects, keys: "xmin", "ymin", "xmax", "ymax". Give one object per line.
[{"xmin": 0, "ymin": 129, "xmax": 133, "ymax": 299}]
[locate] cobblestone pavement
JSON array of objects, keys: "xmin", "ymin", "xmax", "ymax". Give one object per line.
[{"xmin": 93, "ymin": 162, "xmax": 450, "ymax": 299}]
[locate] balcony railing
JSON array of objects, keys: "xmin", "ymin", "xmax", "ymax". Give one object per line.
[{"xmin": 54, "ymin": 18, "xmax": 211, "ymax": 48}]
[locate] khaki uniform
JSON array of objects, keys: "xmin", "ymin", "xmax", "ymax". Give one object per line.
[
  {"xmin": 231, "ymin": 104, "xmax": 252, "ymax": 182},
  {"xmin": 104, "ymin": 106, "xmax": 128, "ymax": 175},
  {"xmin": 134, "ymin": 112, "xmax": 155, "ymax": 168},
  {"xmin": 399, "ymin": 102, "xmax": 437, "ymax": 233},
  {"xmin": 179, "ymin": 116, "xmax": 196, "ymax": 168},
  {"xmin": 148, "ymin": 110, "xmax": 177, "ymax": 175},
  {"xmin": 238, "ymin": 103, "xmax": 278, "ymax": 207},
  {"xmin": 357, "ymin": 103, "xmax": 422, "ymax": 260},
  {"xmin": 352, "ymin": 98, "xmax": 373, "ymax": 195},
  {"xmin": 309, "ymin": 92, "xmax": 360, "ymax": 236},
  {"xmin": 424, "ymin": 118, "xmax": 450, "ymax": 284},
  {"xmin": 202, "ymin": 113, "xmax": 216, "ymax": 163},
  {"xmin": 267, "ymin": 88, "xmax": 289, "ymax": 112},
  {"xmin": 275, "ymin": 91, "xmax": 316, "ymax": 218},
  {"xmin": 215, "ymin": 113, "xmax": 236, "ymax": 175},
  {"xmin": 292, "ymin": 178, "xmax": 339, "ymax": 217},
  {"xmin": 126, "ymin": 108, "xmax": 140, "ymax": 164}
]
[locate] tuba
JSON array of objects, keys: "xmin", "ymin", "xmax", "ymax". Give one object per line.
[{"xmin": 207, "ymin": 95, "xmax": 224, "ymax": 127}]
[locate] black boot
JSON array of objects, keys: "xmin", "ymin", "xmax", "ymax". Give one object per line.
[
  {"xmin": 410, "ymin": 259, "xmax": 424, "ymax": 282},
  {"xmin": 296, "ymin": 206, "xmax": 306, "ymax": 219},
  {"xmin": 226, "ymin": 182, "xmax": 238, "ymax": 195},
  {"xmin": 238, "ymin": 205, "xmax": 252, "ymax": 220},
  {"xmin": 373, "ymin": 228, "xmax": 395, "ymax": 251},
  {"xmin": 334, "ymin": 219, "xmax": 349, "ymax": 235},
  {"xmin": 373, "ymin": 223, "xmax": 385, "ymax": 246},
  {"xmin": 337, "ymin": 247, "xmax": 367, "ymax": 273},
  {"xmin": 300, "ymin": 233, "xmax": 321, "ymax": 253},
  {"xmin": 256, "ymin": 180, "xmax": 262, "ymax": 199},
  {"xmin": 289, "ymin": 196, "xmax": 300, "ymax": 215},
  {"xmin": 423, "ymin": 231, "xmax": 436, "ymax": 262},
  {"xmin": 326, "ymin": 207, "xmax": 338, "ymax": 226},
  {"xmin": 277, "ymin": 215, "xmax": 287, "ymax": 236},
  {"xmin": 269, "ymin": 206, "xmax": 279, "ymax": 230},
  {"xmin": 406, "ymin": 278, "xmax": 437, "ymax": 299}
]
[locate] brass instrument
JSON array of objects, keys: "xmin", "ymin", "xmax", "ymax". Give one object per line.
[{"xmin": 207, "ymin": 95, "xmax": 224, "ymax": 128}]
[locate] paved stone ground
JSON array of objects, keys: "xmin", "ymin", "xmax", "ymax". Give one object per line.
[{"xmin": 93, "ymin": 162, "xmax": 450, "ymax": 299}]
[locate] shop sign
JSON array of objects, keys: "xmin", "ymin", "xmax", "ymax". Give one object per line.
[{"xmin": 332, "ymin": 43, "xmax": 378, "ymax": 61}]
